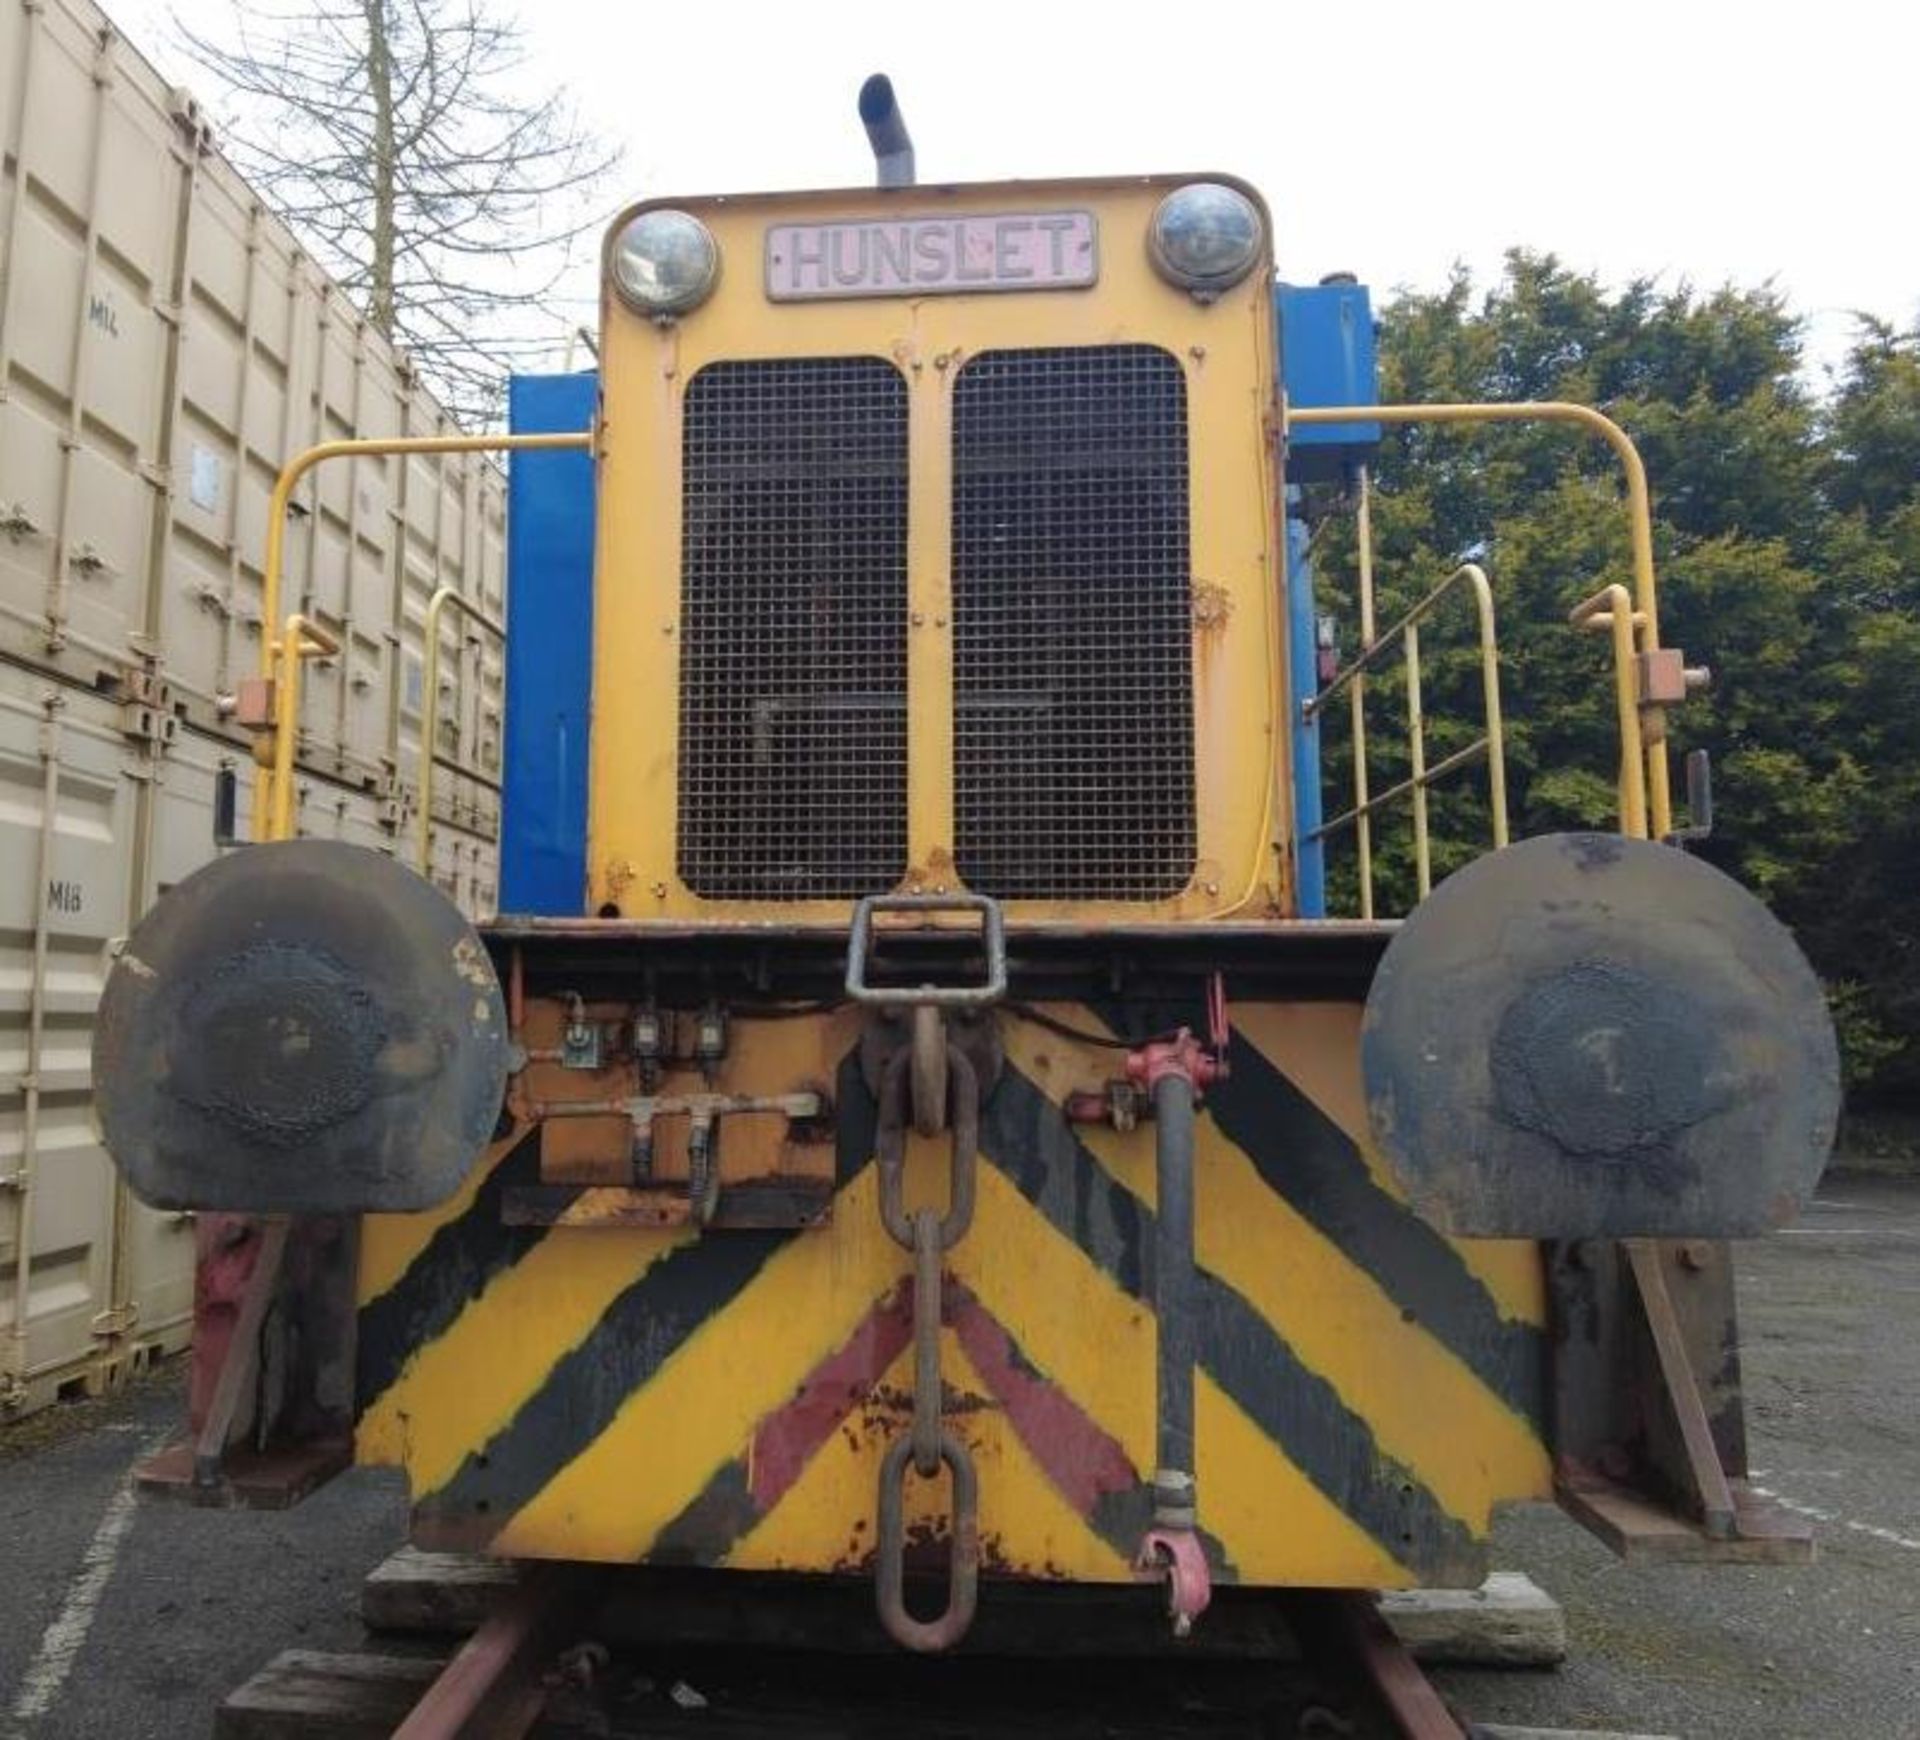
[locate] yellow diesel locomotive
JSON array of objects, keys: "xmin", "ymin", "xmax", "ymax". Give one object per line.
[{"xmin": 94, "ymin": 77, "xmax": 1838, "ymax": 1670}]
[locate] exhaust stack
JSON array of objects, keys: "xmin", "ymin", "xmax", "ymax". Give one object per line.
[{"xmin": 858, "ymin": 74, "xmax": 915, "ymax": 188}]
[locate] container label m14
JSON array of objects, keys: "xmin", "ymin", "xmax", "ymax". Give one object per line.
[{"xmin": 765, "ymin": 211, "xmax": 1097, "ymax": 300}]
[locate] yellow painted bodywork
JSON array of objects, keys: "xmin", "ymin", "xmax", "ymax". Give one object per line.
[
  {"xmin": 351, "ymin": 176, "xmax": 1558, "ymax": 1593},
  {"xmin": 587, "ymin": 177, "xmax": 1286, "ymax": 923},
  {"xmin": 356, "ymin": 1002, "xmax": 1551, "ymax": 1586}
]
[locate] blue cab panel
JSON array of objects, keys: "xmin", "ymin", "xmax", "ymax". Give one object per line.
[
  {"xmin": 1277, "ymin": 281, "xmax": 1380, "ymax": 482},
  {"xmin": 1285, "ymin": 505, "xmax": 1326, "ymax": 917},
  {"xmin": 501, "ymin": 372, "xmax": 597, "ymax": 915},
  {"xmin": 1275, "ymin": 282, "xmax": 1380, "ymax": 913}
]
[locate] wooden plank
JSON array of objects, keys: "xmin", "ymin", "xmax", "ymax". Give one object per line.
[
  {"xmin": 361, "ymin": 1547, "xmax": 521, "ymax": 1635},
  {"xmin": 214, "ymin": 1652, "xmax": 441, "ymax": 1740},
  {"xmin": 1377, "ymin": 1572, "xmax": 1565, "ymax": 1667}
]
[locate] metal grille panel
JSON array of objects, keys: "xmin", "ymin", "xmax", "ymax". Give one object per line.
[
  {"xmin": 951, "ymin": 345, "xmax": 1197, "ymax": 900},
  {"xmin": 676, "ymin": 358, "xmax": 908, "ymax": 898}
]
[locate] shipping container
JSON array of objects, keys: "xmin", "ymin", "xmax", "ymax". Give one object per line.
[
  {"xmin": 0, "ymin": 661, "xmax": 498, "ymax": 1417},
  {"xmin": 0, "ymin": 0, "xmax": 507, "ymax": 802},
  {"xmin": 0, "ymin": 0, "xmax": 513, "ymax": 1419}
]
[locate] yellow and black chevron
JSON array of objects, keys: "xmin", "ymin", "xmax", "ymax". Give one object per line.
[{"xmin": 353, "ymin": 1001, "xmax": 1550, "ymax": 1589}]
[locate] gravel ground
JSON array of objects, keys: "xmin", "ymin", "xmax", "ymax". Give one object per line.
[{"xmin": 2, "ymin": 1175, "xmax": 1915, "ymax": 1739}]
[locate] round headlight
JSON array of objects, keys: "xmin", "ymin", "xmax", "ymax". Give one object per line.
[
  {"xmin": 610, "ymin": 209, "xmax": 719, "ymax": 316},
  {"xmin": 1148, "ymin": 183, "xmax": 1263, "ymax": 296}
]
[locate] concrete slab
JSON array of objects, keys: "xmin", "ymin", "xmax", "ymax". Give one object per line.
[{"xmin": 1378, "ymin": 1572, "xmax": 1565, "ymax": 1665}]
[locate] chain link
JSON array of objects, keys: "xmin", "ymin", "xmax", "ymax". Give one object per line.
[
  {"xmin": 874, "ymin": 1027, "xmax": 982, "ymax": 1651},
  {"xmin": 910, "ymin": 1208, "xmax": 943, "ymax": 1478},
  {"xmin": 876, "ymin": 1046, "xmax": 978, "ymax": 1250}
]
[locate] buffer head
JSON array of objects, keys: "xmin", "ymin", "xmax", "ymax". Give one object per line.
[
  {"xmin": 1362, "ymin": 833, "xmax": 1840, "ymax": 1239},
  {"xmin": 94, "ymin": 841, "xmax": 509, "ymax": 1213}
]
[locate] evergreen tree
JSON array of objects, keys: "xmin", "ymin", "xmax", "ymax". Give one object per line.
[{"xmin": 1309, "ymin": 258, "xmax": 1918, "ymax": 1091}]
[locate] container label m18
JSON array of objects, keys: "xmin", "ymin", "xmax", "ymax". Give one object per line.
[{"xmin": 765, "ymin": 211, "xmax": 1097, "ymax": 301}]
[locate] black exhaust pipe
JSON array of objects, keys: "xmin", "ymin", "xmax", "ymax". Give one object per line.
[{"xmin": 858, "ymin": 73, "xmax": 915, "ymax": 188}]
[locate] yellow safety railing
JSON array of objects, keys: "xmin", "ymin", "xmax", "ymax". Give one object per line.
[
  {"xmin": 1569, "ymin": 583, "xmax": 1650, "ymax": 839},
  {"xmin": 1302, "ymin": 543, "xmax": 1510, "ymax": 918},
  {"xmin": 252, "ymin": 430, "xmax": 592, "ymax": 848},
  {"xmin": 1289, "ymin": 401, "xmax": 1675, "ymax": 842},
  {"xmin": 419, "ymin": 586, "xmax": 507, "ymax": 875},
  {"xmin": 261, "ymin": 615, "xmax": 340, "ymax": 842}
]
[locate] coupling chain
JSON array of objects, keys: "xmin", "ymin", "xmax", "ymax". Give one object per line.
[{"xmin": 873, "ymin": 1040, "xmax": 981, "ymax": 1652}]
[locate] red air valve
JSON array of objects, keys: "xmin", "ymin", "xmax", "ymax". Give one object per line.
[{"xmin": 1125, "ymin": 974, "xmax": 1231, "ymax": 1094}]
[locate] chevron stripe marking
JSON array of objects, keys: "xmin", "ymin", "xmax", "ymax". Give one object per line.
[
  {"xmin": 1228, "ymin": 1000, "xmax": 1548, "ymax": 1321},
  {"xmin": 1009, "ymin": 1017, "xmax": 1550, "ymax": 1526},
  {"xmin": 978, "ymin": 1063, "xmax": 1481, "ymax": 1578},
  {"xmin": 463, "ymin": 1167, "xmax": 900, "ymax": 1562},
  {"xmin": 355, "ymin": 1130, "xmax": 547, "ymax": 1418},
  {"xmin": 649, "ymin": 1281, "xmax": 914, "ymax": 1566},
  {"xmin": 1073, "ymin": 996, "xmax": 1548, "ymax": 1422}
]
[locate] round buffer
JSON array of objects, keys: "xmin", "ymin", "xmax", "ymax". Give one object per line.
[
  {"xmin": 1361, "ymin": 832, "xmax": 1841, "ymax": 1239},
  {"xmin": 94, "ymin": 840, "xmax": 510, "ymax": 1214}
]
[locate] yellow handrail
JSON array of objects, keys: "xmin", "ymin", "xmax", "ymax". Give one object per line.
[
  {"xmin": 1570, "ymin": 583, "xmax": 1650, "ymax": 839},
  {"xmin": 1305, "ymin": 563, "xmax": 1508, "ymax": 911},
  {"xmin": 419, "ymin": 586, "xmax": 507, "ymax": 876},
  {"xmin": 255, "ymin": 430, "xmax": 594, "ymax": 824},
  {"xmin": 261, "ymin": 615, "xmax": 341, "ymax": 842},
  {"xmin": 1351, "ymin": 470, "xmax": 1377, "ymax": 914},
  {"xmin": 1288, "ymin": 401, "xmax": 1672, "ymax": 839}
]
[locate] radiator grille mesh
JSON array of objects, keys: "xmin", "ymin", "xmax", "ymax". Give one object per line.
[
  {"xmin": 676, "ymin": 357, "xmax": 908, "ymax": 898},
  {"xmin": 951, "ymin": 345, "xmax": 1197, "ymax": 900}
]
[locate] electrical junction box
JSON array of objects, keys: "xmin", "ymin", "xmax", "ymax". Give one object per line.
[{"xmin": 1277, "ymin": 280, "xmax": 1381, "ymax": 482}]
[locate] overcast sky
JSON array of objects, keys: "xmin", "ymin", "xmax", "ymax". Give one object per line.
[{"xmin": 123, "ymin": 0, "xmax": 1915, "ymax": 383}]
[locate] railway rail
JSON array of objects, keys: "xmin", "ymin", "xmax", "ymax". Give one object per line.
[{"xmin": 213, "ymin": 1552, "xmax": 1646, "ymax": 1740}]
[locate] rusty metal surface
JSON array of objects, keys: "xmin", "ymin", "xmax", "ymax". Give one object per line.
[
  {"xmin": 484, "ymin": 920, "xmax": 1395, "ymax": 1007},
  {"xmin": 192, "ymin": 1217, "xmax": 290, "ymax": 1486},
  {"xmin": 500, "ymin": 1179, "xmax": 834, "ymax": 1230},
  {"xmin": 183, "ymin": 1215, "xmax": 274, "ymax": 1441},
  {"xmin": 1556, "ymin": 1470, "xmax": 1813, "ymax": 1564},
  {"xmin": 1277, "ymin": 1592, "xmax": 1469, "ymax": 1739},
  {"xmin": 875, "ymin": 1047, "xmax": 981, "ymax": 1250},
  {"xmin": 374, "ymin": 1008, "xmax": 1534, "ymax": 1587},
  {"xmin": 1545, "ymin": 1235, "xmax": 1812, "ymax": 1564},
  {"xmin": 1331, "ymin": 1593, "xmax": 1468, "ymax": 1739},
  {"xmin": 134, "ymin": 1437, "xmax": 353, "ymax": 1510},
  {"xmin": 94, "ymin": 841, "xmax": 510, "ymax": 1213},
  {"xmin": 141, "ymin": 1206, "xmax": 360, "ymax": 1504},
  {"xmin": 1622, "ymin": 1239, "xmax": 1737, "ymax": 1536},
  {"xmin": 870, "ymin": 1024, "xmax": 984, "ymax": 1651},
  {"xmin": 391, "ymin": 1565, "xmax": 590, "ymax": 1739},
  {"xmin": 1362, "ymin": 833, "xmax": 1840, "ymax": 1237},
  {"xmin": 846, "ymin": 891, "xmax": 1008, "ymax": 1008},
  {"xmin": 485, "ymin": 917, "xmax": 1398, "ymax": 941}
]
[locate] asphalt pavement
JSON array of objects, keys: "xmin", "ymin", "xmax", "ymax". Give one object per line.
[
  {"xmin": 2, "ymin": 1176, "xmax": 1916, "ymax": 1739},
  {"xmin": 1437, "ymin": 1176, "xmax": 1920, "ymax": 1738}
]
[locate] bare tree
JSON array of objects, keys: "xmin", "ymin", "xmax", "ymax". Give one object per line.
[{"xmin": 179, "ymin": 0, "xmax": 618, "ymax": 425}]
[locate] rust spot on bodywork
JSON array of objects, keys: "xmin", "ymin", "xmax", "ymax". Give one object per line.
[{"xmin": 1191, "ymin": 580, "xmax": 1231, "ymax": 631}]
